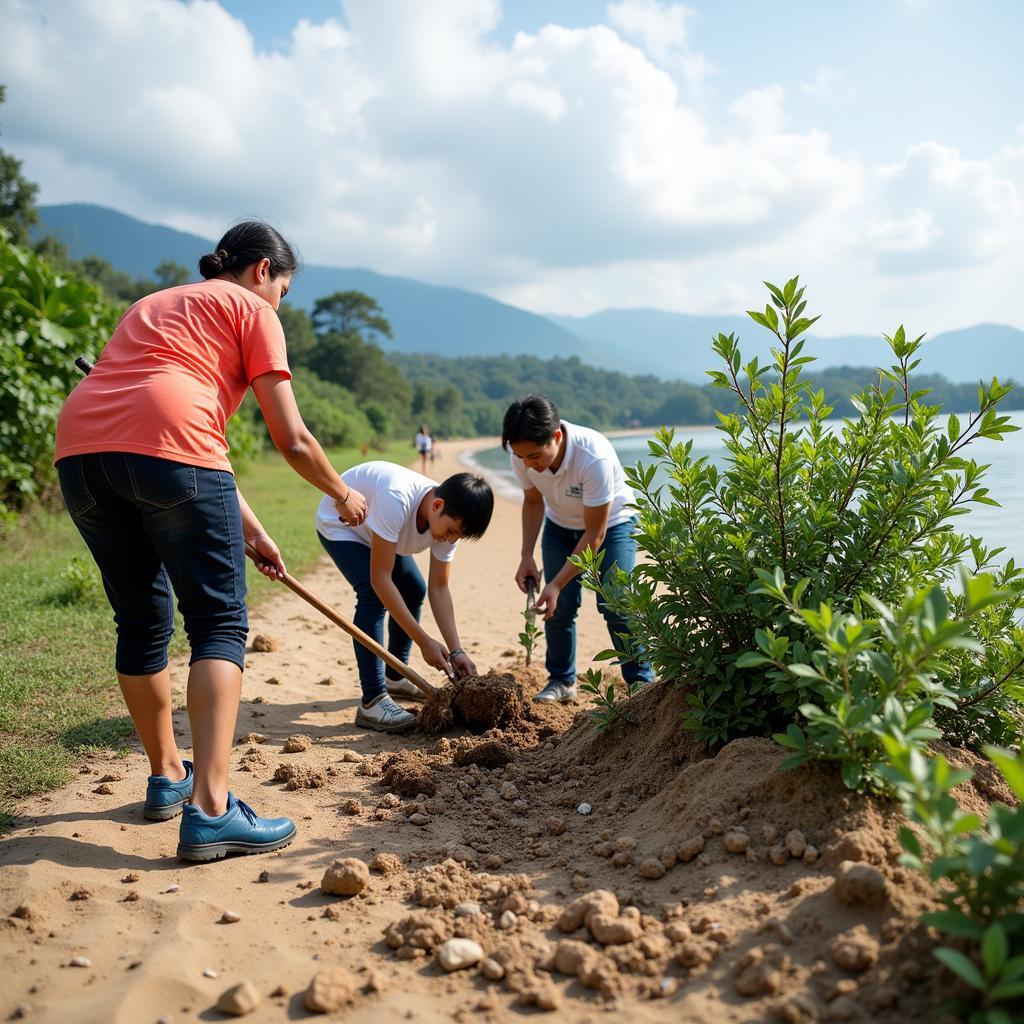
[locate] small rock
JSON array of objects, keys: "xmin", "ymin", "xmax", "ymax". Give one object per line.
[
  {"xmin": 203, "ymin": 968, "xmax": 218, "ymax": 978},
  {"xmin": 785, "ymin": 829, "xmax": 807, "ymax": 859},
  {"xmin": 377, "ymin": 793, "xmax": 400, "ymax": 809},
  {"xmin": 220, "ymin": 910, "xmax": 241, "ymax": 924},
  {"xmin": 499, "ymin": 781, "xmax": 519, "ymax": 801},
  {"xmin": 511, "ymin": 799, "xmax": 529, "ymax": 814},
  {"xmin": 121, "ymin": 890, "xmax": 140, "ymax": 902},
  {"xmin": 480, "ymin": 957, "xmax": 505, "ymax": 981},
  {"xmin": 724, "ymin": 830, "xmax": 750, "ymax": 854},
  {"xmin": 577, "ymin": 802, "xmax": 593, "ymax": 815},
  {"xmin": 93, "ymin": 783, "xmax": 115, "ymax": 795},
  {"xmin": 321, "ymin": 858, "xmax": 370, "ymax": 897},
  {"xmin": 282, "ymin": 735, "xmax": 311, "ymax": 753},
  {"xmin": 215, "ymin": 979, "xmax": 261, "ymax": 1016},
  {"xmin": 256, "ymin": 871, "xmax": 269, "ymax": 884},
  {"xmin": 547, "ymin": 816, "xmax": 566, "ymax": 836},
  {"xmin": 69, "ymin": 885, "xmax": 93, "ymax": 901},
  {"xmin": 162, "ymin": 884, "xmax": 180, "ymax": 894},
  {"xmin": 408, "ymin": 813, "xmax": 430, "ymax": 826},
  {"xmin": 803, "ymin": 845, "xmax": 819, "ymax": 865},
  {"xmin": 588, "ymin": 912, "xmax": 642, "ymax": 945},
  {"xmin": 498, "ymin": 910, "xmax": 517, "ymax": 930},
  {"xmin": 339, "ymin": 750, "xmax": 362, "ymax": 762},
  {"xmin": 769, "ymin": 844, "xmax": 790, "ymax": 866},
  {"xmin": 304, "ymin": 967, "xmax": 357, "ymax": 1012},
  {"xmin": 121, "ymin": 872, "xmax": 140, "ymax": 884},
  {"xmin": 317, "ymin": 676, "xmax": 334, "ymax": 686},
  {"xmin": 251, "ymin": 633, "xmax": 278, "ymax": 652},
  {"xmin": 269, "ymin": 984, "xmax": 288, "ymax": 998},
  {"xmin": 483, "ymin": 854, "xmax": 504, "ymax": 869},
  {"xmin": 455, "ymin": 902, "xmax": 482, "ymax": 917},
  {"xmin": 437, "ymin": 938, "xmax": 484, "ymax": 972},
  {"xmin": 10, "ymin": 1005, "xmax": 32, "ymax": 1021},
  {"xmin": 341, "ymin": 798, "xmax": 362, "ymax": 815},
  {"xmin": 638, "ymin": 857, "xmax": 667, "ymax": 880},
  {"xmin": 558, "ymin": 890, "xmax": 619, "ymax": 932},
  {"xmin": 10, "ymin": 904, "xmax": 34, "ymax": 920},
  {"xmin": 677, "ymin": 836, "xmax": 704, "ymax": 862},
  {"xmin": 611, "ymin": 850, "xmax": 634, "ymax": 868},
  {"xmin": 833, "ymin": 861, "xmax": 888, "ymax": 908},
  {"xmin": 370, "ymin": 852, "xmax": 403, "ymax": 875},
  {"xmin": 830, "ymin": 925, "xmax": 880, "ymax": 974},
  {"xmin": 265, "ymin": 676, "xmax": 280, "ymax": 685},
  {"xmin": 69, "ymin": 956, "xmax": 92, "ymax": 968}
]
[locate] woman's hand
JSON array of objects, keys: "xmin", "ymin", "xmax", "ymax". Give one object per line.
[
  {"xmin": 450, "ymin": 650, "xmax": 477, "ymax": 678},
  {"xmin": 535, "ymin": 581, "xmax": 562, "ymax": 620},
  {"xmin": 245, "ymin": 531, "xmax": 286, "ymax": 580},
  {"xmin": 335, "ymin": 486, "xmax": 367, "ymax": 526},
  {"xmin": 515, "ymin": 555, "xmax": 541, "ymax": 594},
  {"xmin": 419, "ymin": 637, "xmax": 454, "ymax": 677}
]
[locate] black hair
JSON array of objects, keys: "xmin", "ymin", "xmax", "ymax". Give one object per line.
[
  {"xmin": 435, "ymin": 473, "xmax": 494, "ymax": 540},
  {"xmin": 501, "ymin": 393, "xmax": 561, "ymax": 450},
  {"xmin": 198, "ymin": 221, "xmax": 299, "ymax": 280}
]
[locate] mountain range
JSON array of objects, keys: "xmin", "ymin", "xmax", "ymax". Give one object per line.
[{"xmin": 37, "ymin": 203, "xmax": 1024, "ymax": 385}]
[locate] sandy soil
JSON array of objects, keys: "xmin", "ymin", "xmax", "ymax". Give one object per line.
[{"xmin": 2, "ymin": 438, "xmax": 1003, "ymax": 1023}]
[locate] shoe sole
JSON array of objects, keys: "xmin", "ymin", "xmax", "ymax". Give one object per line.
[
  {"xmin": 355, "ymin": 709, "xmax": 417, "ymax": 733},
  {"xmin": 144, "ymin": 801, "xmax": 186, "ymax": 821},
  {"xmin": 176, "ymin": 827, "xmax": 297, "ymax": 862}
]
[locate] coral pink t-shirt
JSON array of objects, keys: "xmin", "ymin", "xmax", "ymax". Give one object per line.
[{"xmin": 55, "ymin": 280, "xmax": 290, "ymax": 473}]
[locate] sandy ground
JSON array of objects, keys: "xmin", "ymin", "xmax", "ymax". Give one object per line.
[{"xmin": 0, "ymin": 439, "xmax": 624, "ymax": 1023}]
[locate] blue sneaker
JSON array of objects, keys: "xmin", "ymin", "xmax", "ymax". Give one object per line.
[
  {"xmin": 144, "ymin": 761, "xmax": 194, "ymax": 821},
  {"xmin": 177, "ymin": 793, "xmax": 296, "ymax": 862}
]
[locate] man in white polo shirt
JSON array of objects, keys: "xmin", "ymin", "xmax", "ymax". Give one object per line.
[
  {"xmin": 503, "ymin": 394, "xmax": 655, "ymax": 702},
  {"xmin": 316, "ymin": 462, "xmax": 493, "ymax": 731}
]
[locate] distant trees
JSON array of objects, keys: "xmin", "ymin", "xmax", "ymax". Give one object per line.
[{"xmin": 0, "ymin": 84, "xmax": 40, "ymax": 247}]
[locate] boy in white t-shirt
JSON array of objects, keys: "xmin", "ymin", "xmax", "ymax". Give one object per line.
[
  {"xmin": 316, "ymin": 462, "xmax": 493, "ymax": 732},
  {"xmin": 503, "ymin": 394, "xmax": 655, "ymax": 703}
]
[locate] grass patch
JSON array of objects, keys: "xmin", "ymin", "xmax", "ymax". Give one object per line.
[{"xmin": 0, "ymin": 441, "xmax": 412, "ymax": 827}]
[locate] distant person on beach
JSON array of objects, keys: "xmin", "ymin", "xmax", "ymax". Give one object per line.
[
  {"xmin": 316, "ymin": 462, "xmax": 493, "ymax": 732},
  {"xmin": 54, "ymin": 221, "xmax": 368, "ymax": 862},
  {"xmin": 415, "ymin": 424, "xmax": 433, "ymax": 473},
  {"xmin": 502, "ymin": 394, "xmax": 655, "ymax": 702}
]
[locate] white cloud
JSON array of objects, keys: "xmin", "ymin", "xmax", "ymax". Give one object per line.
[
  {"xmin": 800, "ymin": 66, "xmax": 850, "ymax": 101},
  {"xmin": 0, "ymin": 0, "xmax": 1021, "ymax": 335}
]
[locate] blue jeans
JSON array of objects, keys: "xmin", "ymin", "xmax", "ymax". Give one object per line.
[
  {"xmin": 318, "ymin": 534, "xmax": 426, "ymax": 703},
  {"xmin": 541, "ymin": 516, "xmax": 654, "ymax": 686},
  {"xmin": 56, "ymin": 452, "xmax": 247, "ymax": 674}
]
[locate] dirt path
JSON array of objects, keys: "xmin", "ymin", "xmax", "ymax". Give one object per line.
[{"xmin": 0, "ymin": 439, "xmax": 630, "ymax": 1023}]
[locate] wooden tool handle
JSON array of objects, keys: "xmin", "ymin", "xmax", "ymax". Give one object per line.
[{"xmin": 244, "ymin": 543, "xmax": 437, "ymax": 698}]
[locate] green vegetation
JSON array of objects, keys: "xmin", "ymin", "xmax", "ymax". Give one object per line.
[
  {"xmin": 577, "ymin": 277, "xmax": 1023, "ymax": 1018},
  {"xmin": 0, "ymin": 439, "xmax": 409, "ymax": 828}
]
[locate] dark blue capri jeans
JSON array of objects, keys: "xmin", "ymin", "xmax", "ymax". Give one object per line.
[
  {"xmin": 56, "ymin": 452, "xmax": 248, "ymax": 674},
  {"xmin": 318, "ymin": 533, "xmax": 426, "ymax": 704}
]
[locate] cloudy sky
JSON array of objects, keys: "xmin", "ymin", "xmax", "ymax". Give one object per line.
[{"xmin": 2, "ymin": 0, "xmax": 1022, "ymax": 335}]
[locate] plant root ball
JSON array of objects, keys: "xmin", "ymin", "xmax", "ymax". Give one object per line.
[{"xmin": 418, "ymin": 673, "xmax": 531, "ymax": 734}]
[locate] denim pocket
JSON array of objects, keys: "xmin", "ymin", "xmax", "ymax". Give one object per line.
[
  {"xmin": 125, "ymin": 454, "xmax": 198, "ymax": 508},
  {"xmin": 56, "ymin": 456, "xmax": 97, "ymax": 517}
]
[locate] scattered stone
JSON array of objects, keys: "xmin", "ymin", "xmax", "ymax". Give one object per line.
[
  {"xmin": 265, "ymin": 676, "xmax": 280, "ymax": 685},
  {"xmin": 437, "ymin": 938, "xmax": 484, "ymax": 972},
  {"xmin": 498, "ymin": 910, "xmax": 517, "ymax": 930},
  {"xmin": 547, "ymin": 816, "xmax": 566, "ymax": 836},
  {"xmin": 269, "ymin": 984, "xmax": 288, "ymax": 998},
  {"xmin": 121, "ymin": 890, "xmax": 140, "ymax": 903},
  {"xmin": 341, "ymin": 798, "xmax": 362, "ymax": 815},
  {"xmin": 251, "ymin": 634, "xmax": 278, "ymax": 652},
  {"xmin": 256, "ymin": 871, "xmax": 269, "ymax": 884},
  {"xmin": 577, "ymin": 802, "xmax": 593, "ymax": 815},
  {"xmin": 304, "ymin": 967, "xmax": 357, "ymax": 1013},
  {"xmin": 611, "ymin": 851, "xmax": 634, "ymax": 868},
  {"xmin": 370, "ymin": 852, "xmax": 403, "ymax": 875},
  {"xmin": 317, "ymin": 676, "xmax": 335, "ymax": 686},
  {"xmin": 162, "ymin": 884, "xmax": 180, "ymax": 894},
  {"xmin": 511, "ymin": 799, "xmax": 529, "ymax": 814},
  {"xmin": 220, "ymin": 910, "xmax": 241, "ymax": 924},
  {"xmin": 68, "ymin": 956, "xmax": 91, "ymax": 968},
  {"xmin": 830, "ymin": 925, "xmax": 880, "ymax": 974},
  {"xmin": 786, "ymin": 830, "xmax": 808, "ymax": 859},
  {"xmin": 483, "ymin": 854, "xmax": 505, "ymax": 870},
  {"xmin": 10, "ymin": 904, "xmax": 34, "ymax": 920},
  {"xmin": 282, "ymin": 735, "xmax": 311, "ymax": 753},
  {"xmin": 455, "ymin": 902, "xmax": 482, "ymax": 917},
  {"xmin": 724, "ymin": 830, "xmax": 750, "ymax": 854},
  {"xmin": 69, "ymin": 885, "xmax": 93, "ymax": 901},
  {"xmin": 215, "ymin": 979, "xmax": 261, "ymax": 1016},
  {"xmin": 638, "ymin": 857, "xmax": 667, "ymax": 880},
  {"xmin": 408, "ymin": 813, "xmax": 430, "ymax": 826},
  {"xmin": 588, "ymin": 912, "xmax": 642, "ymax": 946},
  {"xmin": 321, "ymin": 858, "xmax": 370, "ymax": 897},
  {"xmin": 677, "ymin": 836, "xmax": 705, "ymax": 862},
  {"xmin": 770, "ymin": 844, "xmax": 790, "ymax": 866},
  {"xmin": 500, "ymin": 781, "xmax": 519, "ymax": 801},
  {"xmin": 93, "ymin": 783, "xmax": 115, "ymax": 795},
  {"xmin": 10, "ymin": 1004, "xmax": 32, "ymax": 1021},
  {"xmin": 481, "ymin": 957, "xmax": 505, "ymax": 981},
  {"xmin": 803, "ymin": 845, "xmax": 820, "ymax": 866},
  {"xmin": 203, "ymin": 968, "xmax": 218, "ymax": 978},
  {"xmin": 833, "ymin": 861, "xmax": 888, "ymax": 908},
  {"xmin": 665, "ymin": 921, "xmax": 692, "ymax": 943},
  {"xmin": 121, "ymin": 872, "xmax": 140, "ymax": 884},
  {"xmin": 339, "ymin": 750, "xmax": 362, "ymax": 762},
  {"xmin": 558, "ymin": 890, "xmax": 619, "ymax": 932}
]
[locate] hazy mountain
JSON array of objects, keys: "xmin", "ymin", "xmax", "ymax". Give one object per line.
[
  {"xmin": 37, "ymin": 203, "xmax": 1024, "ymax": 385},
  {"xmin": 37, "ymin": 204, "xmax": 589, "ymax": 360}
]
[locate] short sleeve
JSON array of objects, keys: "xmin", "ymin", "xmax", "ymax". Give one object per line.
[
  {"xmin": 431, "ymin": 540, "xmax": 458, "ymax": 563},
  {"xmin": 365, "ymin": 488, "xmax": 409, "ymax": 544},
  {"xmin": 239, "ymin": 306, "xmax": 291, "ymax": 383},
  {"xmin": 581, "ymin": 455, "xmax": 615, "ymax": 507},
  {"xmin": 510, "ymin": 451, "xmax": 531, "ymax": 489}
]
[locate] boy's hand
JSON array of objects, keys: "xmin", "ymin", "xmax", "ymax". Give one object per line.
[
  {"xmin": 419, "ymin": 637, "xmax": 454, "ymax": 676},
  {"xmin": 335, "ymin": 486, "xmax": 368, "ymax": 526},
  {"xmin": 515, "ymin": 556, "xmax": 541, "ymax": 594},
  {"xmin": 535, "ymin": 582, "xmax": 562, "ymax": 620},
  {"xmin": 451, "ymin": 651, "xmax": 476, "ymax": 678}
]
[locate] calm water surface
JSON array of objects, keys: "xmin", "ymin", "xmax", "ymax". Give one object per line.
[{"xmin": 473, "ymin": 412, "xmax": 1024, "ymax": 565}]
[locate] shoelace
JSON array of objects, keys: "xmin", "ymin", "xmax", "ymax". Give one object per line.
[{"xmin": 235, "ymin": 798, "xmax": 258, "ymax": 826}]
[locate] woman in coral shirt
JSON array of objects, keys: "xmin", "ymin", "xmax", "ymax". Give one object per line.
[{"xmin": 55, "ymin": 221, "xmax": 366, "ymax": 861}]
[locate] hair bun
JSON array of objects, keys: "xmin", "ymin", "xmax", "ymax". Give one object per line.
[{"xmin": 198, "ymin": 248, "xmax": 234, "ymax": 279}]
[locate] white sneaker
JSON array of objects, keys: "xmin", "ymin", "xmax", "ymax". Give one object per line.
[
  {"xmin": 356, "ymin": 694, "xmax": 417, "ymax": 733},
  {"xmin": 385, "ymin": 676, "xmax": 427, "ymax": 701}
]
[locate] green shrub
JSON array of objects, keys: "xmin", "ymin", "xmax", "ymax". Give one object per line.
[
  {"xmin": 57, "ymin": 555, "xmax": 103, "ymax": 606},
  {"xmin": 0, "ymin": 232, "xmax": 120, "ymax": 511},
  {"xmin": 289, "ymin": 372, "xmax": 373, "ymax": 448},
  {"xmin": 577, "ymin": 277, "xmax": 1022, "ymax": 748},
  {"xmin": 882, "ymin": 741, "xmax": 1024, "ymax": 1022}
]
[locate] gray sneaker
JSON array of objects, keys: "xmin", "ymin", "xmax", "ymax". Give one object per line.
[
  {"xmin": 385, "ymin": 676, "xmax": 427, "ymax": 701},
  {"xmin": 356, "ymin": 694, "xmax": 417, "ymax": 732},
  {"xmin": 533, "ymin": 680, "xmax": 578, "ymax": 703}
]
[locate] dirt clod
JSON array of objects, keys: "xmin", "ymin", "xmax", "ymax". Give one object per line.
[
  {"xmin": 321, "ymin": 858, "xmax": 370, "ymax": 897},
  {"xmin": 282, "ymin": 735, "xmax": 311, "ymax": 753},
  {"xmin": 304, "ymin": 967, "xmax": 357, "ymax": 1013},
  {"xmin": 215, "ymin": 979, "xmax": 261, "ymax": 1016},
  {"xmin": 833, "ymin": 861, "xmax": 888, "ymax": 908},
  {"xmin": 251, "ymin": 634, "xmax": 278, "ymax": 652}
]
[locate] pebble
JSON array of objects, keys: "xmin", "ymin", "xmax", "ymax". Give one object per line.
[
  {"xmin": 408, "ymin": 812, "xmax": 431, "ymax": 826},
  {"xmin": 203, "ymin": 968, "xmax": 219, "ymax": 979},
  {"xmin": 547, "ymin": 816, "xmax": 566, "ymax": 836},
  {"xmin": 220, "ymin": 910, "xmax": 241, "ymax": 924},
  {"xmin": 69, "ymin": 956, "xmax": 92, "ymax": 968},
  {"xmin": 304, "ymin": 967, "xmax": 357, "ymax": 1012},
  {"xmin": 321, "ymin": 858, "xmax": 370, "ymax": 896},
  {"xmin": 215, "ymin": 979, "xmax": 261, "ymax": 1016},
  {"xmin": 93, "ymin": 783, "xmax": 115, "ymax": 795},
  {"xmin": 256, "ymin": 871, "xmax": 269, "ymax": 883},
  {"xmin": 724, "ymin": 830, "xmax": 750, "ymax": 854},
  {"xmin": 162, "ymin": 884, "xmax": 180, "ymax": 894},
  {"xmin": 455, "ymin": 902, "xmax": 482, "ymax": 917},
  {"xmin": 282, "ymin": 735, "xmax": 311, "ymax": 753},
  {"xmin": 438, "ymin": 938, "xmax": 484, "ymax": 972},
  {"xmin": 577, "ymin": 803, "xmax": 593, "ymax": 815},
  {"xmin": 499, "ymin": 910, "xmax": 517, "ymax": 930},
  {"xmin": 481, "ymin": 957, "xmax": 505, "ymax": 981}
]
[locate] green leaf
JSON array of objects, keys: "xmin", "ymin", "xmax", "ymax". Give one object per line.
[
  {"xmin": 921, "ymin": 910, "xmax": 983, "ymax": 939},
  {"xmin": 933, "ymin": 948, "xmax": 986, "ymax": 991},
  {"xmin": 985, "ymin": 746, "xmax": 1024, "ymax": 801},
  {"xmin": 840, "ymin": 761, "xmax": 863, "ymax": 790},
  {"xmin": 982, "ymin": 923, "xmax": 1008, "ymax": 978}
]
